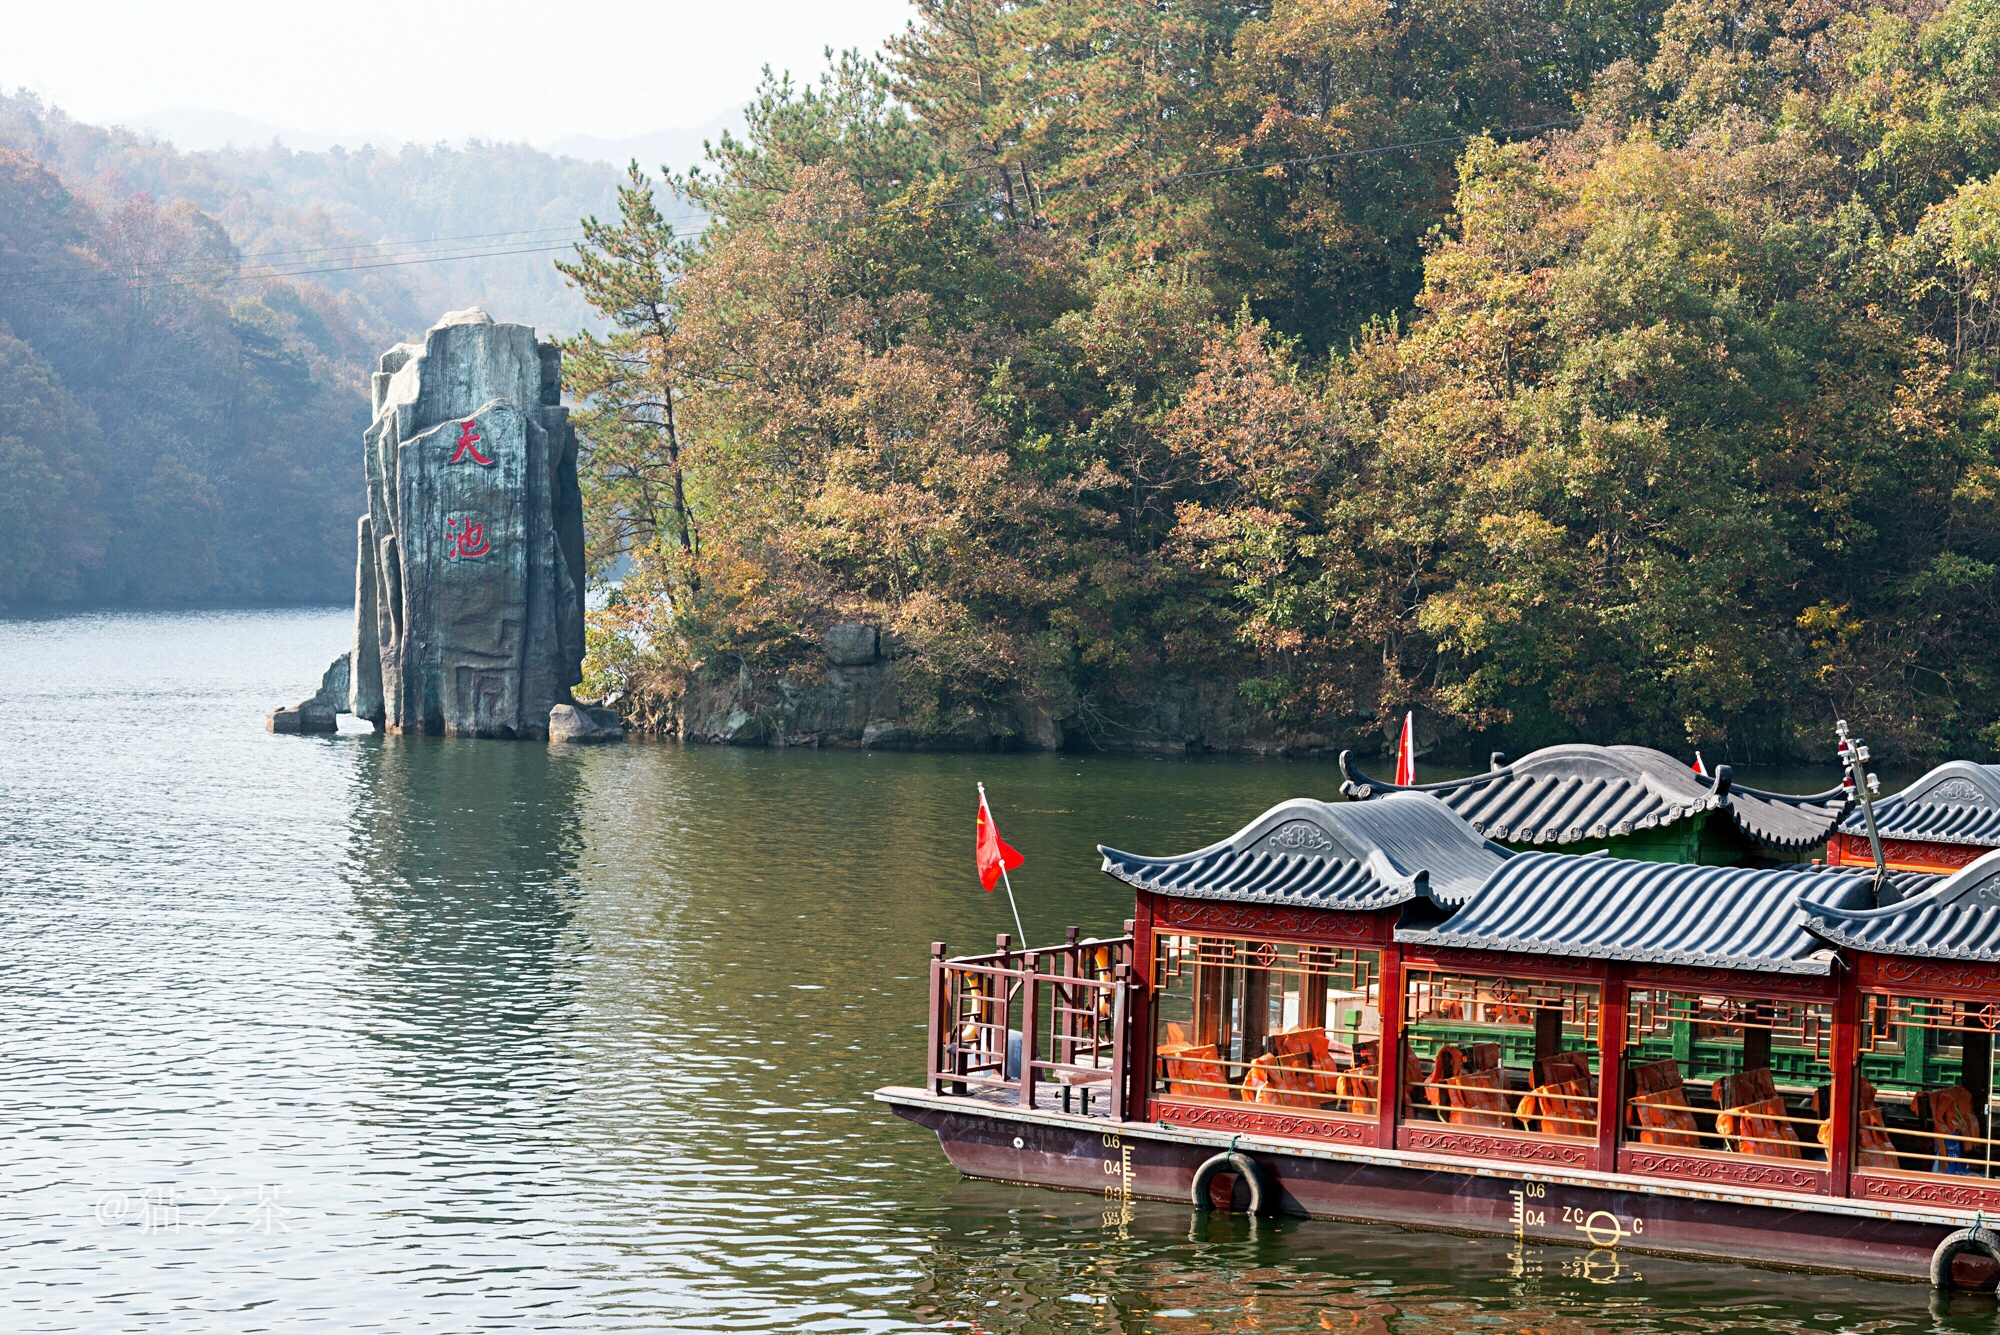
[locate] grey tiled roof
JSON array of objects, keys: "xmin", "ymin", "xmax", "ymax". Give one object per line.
[
  {"xmin": 1097, "ymin": 794, "xmax": 1511, "ymax": 911},
  {"xmin": 1801, "ymin": 848, "xmax": 2000, "ymax": 961},
  {"xmin": 1341, "ymin": 744, "xmax": 1848, "ymax": 852},
  {"xmin": 1788, "ymin": 860, "xmax": 1940, "ymax": 906},
  {"xmin": 1840, "ymin": 761, "xmax": 2000, "ymax": 847},
  {"xmin": 1396, "ymin": 853, "xmax": 1876, "ymax": 974}
]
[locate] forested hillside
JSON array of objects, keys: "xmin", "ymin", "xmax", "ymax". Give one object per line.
[
  {"xmin": 570, "ymin": 0, "xmax": 2000, "ymax": 761},
  {"xmin": 0, "ymin": 96, "xmax": 619, "ymax": 608}
]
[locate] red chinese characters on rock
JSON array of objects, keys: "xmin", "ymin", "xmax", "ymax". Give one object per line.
[
  {"xmin": 445, "ymin": 518, "xmax": 491, "ymax": 560},
  {"xmin": 448, "ymin": 420, "xmax": 494, "ymax": 466}
]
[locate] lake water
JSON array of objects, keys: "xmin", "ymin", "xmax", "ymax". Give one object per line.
[{"xmin": 0, "ymin": 608, "xmax": 1981, "ymax": 1332}]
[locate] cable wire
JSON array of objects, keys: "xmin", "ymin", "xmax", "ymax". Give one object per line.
[{"xmin": 0, "ymin": 119, "xmax": 1579, "ymax": 294}]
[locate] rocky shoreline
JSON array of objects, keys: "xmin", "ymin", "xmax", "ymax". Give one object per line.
[{"xmin": 657, "ymin": 622, "xmax": 1374, "ymax": 757}]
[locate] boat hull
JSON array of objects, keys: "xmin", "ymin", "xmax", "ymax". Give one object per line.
[{"xmin": 878, "ymin": 1087, "xmax": 1984, "ymax": 1283}]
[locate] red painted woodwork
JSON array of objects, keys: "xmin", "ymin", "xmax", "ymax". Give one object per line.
[
  {"xmin": 1854, "ymin": 952, "xmax": 2000, "ymax": 999},
  {"xmin": 1624, "ymin": 963, "xmax": 1837, "ymax": 1000},
  {"xmin": 1829, "ymin": 982, "xmax": 1859, "ymax": 1196},
  {"xmin": 942, "ymin": 888, "xmax": 2000, "ymax": 1216},
  {"xmin": 1596, "ymin": 963, "xmax": 1626, "ymax": 1168},
  {"xmin": 1851, "ymin": 1172, "xmax": 2000, "ymax": 1213},
  {"xmin": 1376, "ymin": 942, "xmax": 1404, "ymax": 1149},
  {"xmin": 1126, "ymin": 894, "xmax": 1155, "ymax": 1122},
  {"xmin": 1144, "ymin": 892, "xmax": 1394, "ymax": 946},
  {"xmin": 1149, "ymin": 1098, "xmax": 1377, "ymax": 1146},
  {"xmin": 1399, "ymin": 1123, "xmax": 1596, "ymax": 1169},
  {"xmin": 1618, "ymin": 1147, "xmax": 1830, "ymax": 1194},
  {"xmin": 1399, "ymin": 947, "xmax": 1607, "ymax": 983},
  {"xmin": 1828, "ymin": 831, "xmax": 1990, "ymax": 873}
]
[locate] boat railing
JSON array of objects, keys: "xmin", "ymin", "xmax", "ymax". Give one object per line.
[{"xmin": 928, "ymin": 929, "xmax": 1136, "ymax": 1116}]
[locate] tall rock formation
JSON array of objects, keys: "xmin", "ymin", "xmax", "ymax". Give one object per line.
[{"xmin": 343, "ymin": 308, "xmax": 586, "ymax": 738}]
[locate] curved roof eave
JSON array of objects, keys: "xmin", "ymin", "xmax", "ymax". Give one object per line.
[
  {"xmin": 1800, "ymin": 845, "xmax": 2000, "ymax": 962},
  {"xmin": 1340, "ymin": 746, "xmax": 1847, "ymax": 851},
  {"xmin": 1097, "ymin": 793, "xmax": 1510, "ymax": 912}
]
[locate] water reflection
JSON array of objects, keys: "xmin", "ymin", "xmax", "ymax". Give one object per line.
[
  {"xmin": 909, "ymin": 1184, "xmax": 1979, "ymax": 1334},
  {"xmin": 0, "ymin": 609, "xmax": 1985, "ymax": 1332},
  {"xmin": 340, "ymin": 734, "xmax": 588, "ymax": 1047}
]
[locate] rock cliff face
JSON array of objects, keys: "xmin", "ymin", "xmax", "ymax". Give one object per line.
[
  {"xmin": 345, "ymin": 308, "xmax": 585, "ymax": 738},
  {"xmin": 670, "ymin": 623, "xmax": 1366, "ymax": 755}
]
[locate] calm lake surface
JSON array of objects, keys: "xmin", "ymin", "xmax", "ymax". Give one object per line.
[{"xmin": 0, "ymin": 608, "xmax": 1980, "ymax": 1332}]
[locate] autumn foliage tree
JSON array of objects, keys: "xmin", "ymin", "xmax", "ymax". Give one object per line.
[{"xmin": 568, "ymin": 0, "xmax": 2000, "ymax": 761}]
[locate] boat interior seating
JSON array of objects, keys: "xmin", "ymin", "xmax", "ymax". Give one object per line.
[
  {"xmin": 1418, "ymin": 1043, "xmax": 1509, "ymax": 1128},
  {"xmin": 1627, "ymin": 1056, "xmax": 1704, "ymax": 1147},
  {"xmin": 1710, "ymin": 1068, "xmax": 1806, "ymax": 1159},
  {"xmin": 1536, "ymin": 1049, "xmax": 1597, "ymax": 1094},
  {"xmin": 1158, "ymin": 1043, "xmax": 1229, "ymax": 1100},
  {"xmin": 1517, "ymin": 1075, "xmax": 1596, "ymax": 1137},
  {"xmin": 1912, "ymin": 1085, "xmax": 1984, "ymax": 1174},
  {"xmin": 1813, "ymin": 1078, "xmax": 1897, "ymax": 1169}
]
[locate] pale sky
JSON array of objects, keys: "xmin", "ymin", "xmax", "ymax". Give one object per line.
[{"xmin": 3, "ymin": 0, "xmax": 914, "ymax": 147}]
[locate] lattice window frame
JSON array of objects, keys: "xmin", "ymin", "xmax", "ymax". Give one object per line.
[
  {"xmin": 1153, "ymin": 934, "xmax": 1379, "ymax": 995},
  {"xmin": 1626, "ymin": 989, "xmax": 1833, "ymax": 1061},
  {"xmin": 1402, "ymin": 968, "xmax": 1601, "ymax": 1038}
]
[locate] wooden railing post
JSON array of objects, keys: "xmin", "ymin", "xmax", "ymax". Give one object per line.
[
  {"xmin": 1126, "ymin": 896, "xmax": 1155, "ymax": 1122},
  {"xmin": 1110, "ymin": 963, "xmax": 1130, "ymax": 1120},
  {"xmin": 929, "ymin": 942, "xmax": 947, "ymax": 1094},
  {"xmin": 1019, "ymin": 951, "xmax": 1040, "ymax": 1110},
  {"xmin": 1596, "ymin": 963, "xmax": 1626, "ymax": 1174}
]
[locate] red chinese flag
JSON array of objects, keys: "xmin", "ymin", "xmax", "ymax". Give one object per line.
[
  {"xmin": 976, "ymin": 791, "xmax": 1024, "ymax": 892},
  {"xmin": 1395, "ymin": 711, "xmax": 1415, "ymax": 787}
]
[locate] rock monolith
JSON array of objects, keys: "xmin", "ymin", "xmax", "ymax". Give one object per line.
[{"xmin": 336, "ymin": 307, "xmax": 587, "ymax": 739}]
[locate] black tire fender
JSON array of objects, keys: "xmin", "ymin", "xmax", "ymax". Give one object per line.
[
  {"xmin": 1930, "ymin": 1225, "xmax": 2000, "ymax": 1290},
  {"xmin": 1189, "ymin": 1149, "xmax": 1274, "ymax": 1216}
]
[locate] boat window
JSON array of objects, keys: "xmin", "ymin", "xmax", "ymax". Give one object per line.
[
  {"xmin": 1150, "ymin": 935, "xmax": 1382, "ymax": 1117},
  {"xmin": 1622, "ymin": 990, "xmax": 1832, "ymax": 1164},
  {"xmin": 1400, "ymin": 970, "xmax": 1600, "ymax": 1140},
  {"xmin": 1854, "ymin": 992, "xmax": 1997, "ymax": 1183}
]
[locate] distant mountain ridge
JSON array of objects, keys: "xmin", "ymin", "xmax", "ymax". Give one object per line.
[
  {"xmin": 0, "ymin": 92, "xmax": 627, "ymax": 337},
  {"xmin": 0, "ymin": 92, "xmax": 656, "ymax": 608},
  {"xmin": 124, "ymin": 105, "xmax": 742, "ymax": 183}
]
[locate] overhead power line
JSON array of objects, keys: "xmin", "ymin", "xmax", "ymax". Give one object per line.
[
  {"xmin": 0, "ymin": 224, "xmax": 592, "ymax": 285},
  {"xmin": 0, "ymin": 119, "xmax": 1581, "ymax": 296}
]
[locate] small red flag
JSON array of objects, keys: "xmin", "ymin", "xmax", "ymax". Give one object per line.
[
  {"xmin": 976, "ymin": 789, "xmax": 1024, "ymax": 892},
  {"xmin": 1395, "ymin": 711, "xmax": 1415, "ymax": 786}
]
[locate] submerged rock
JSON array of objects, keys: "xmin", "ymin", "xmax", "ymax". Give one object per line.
[
  {"xmin": 548, "ymin": 703, "xmax": 624, "ymax": 743},
  {"xmin": 267, "ymin": 699, "xmax": 336, "ymax": 734}
]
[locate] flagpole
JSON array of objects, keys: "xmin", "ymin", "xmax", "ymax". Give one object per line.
[
  {"xmin": 998, "ymin": 865, "xmax": 1028, "ymax": 948},
  {"xmin": 978, "ymin": 782, "xmax": 1029, "ymax": 948}
]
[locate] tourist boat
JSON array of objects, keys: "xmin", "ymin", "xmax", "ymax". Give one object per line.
[
  {"xmin": 1827, "ymin": 760, "xmax": 2000, "ymax": 874},
  {"xmin": 874, "ymin": 792, "xmax": 2000, "ymax": 1287},
  {"xmin": 1339, "ymin": 743, "xmax": 1850, "ymax": 865}
]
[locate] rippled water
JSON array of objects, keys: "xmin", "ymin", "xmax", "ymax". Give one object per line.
[{"xmin": 0, "ymin": 609, "xmax": 1984, "ymax": 1332}]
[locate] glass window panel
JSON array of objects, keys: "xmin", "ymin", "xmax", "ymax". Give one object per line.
[
  {"xmin": 1150, "ymin": 934, "xmax": 1381, "ymax": 1118},
  {"xmin": 1400, "ymin": 969, "xmax": 1600, "ymax": 1141}
]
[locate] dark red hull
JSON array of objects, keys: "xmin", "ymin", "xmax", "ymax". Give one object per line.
[{"xmin": 878, "ymin": 1086, "xmax": 1981, "ymax": 1282}]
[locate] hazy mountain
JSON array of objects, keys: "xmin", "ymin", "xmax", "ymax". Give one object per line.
[
  {"xmin": 0, "ymin": 93, "xmax": 624, "ymax": 337},
  {"xmin": 122, "ymin": 106, "xmax": 407, "ymax": 155},
  {"xmin": 541, "ymin": 113, "xmax": 741, "ymax": 178}
]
